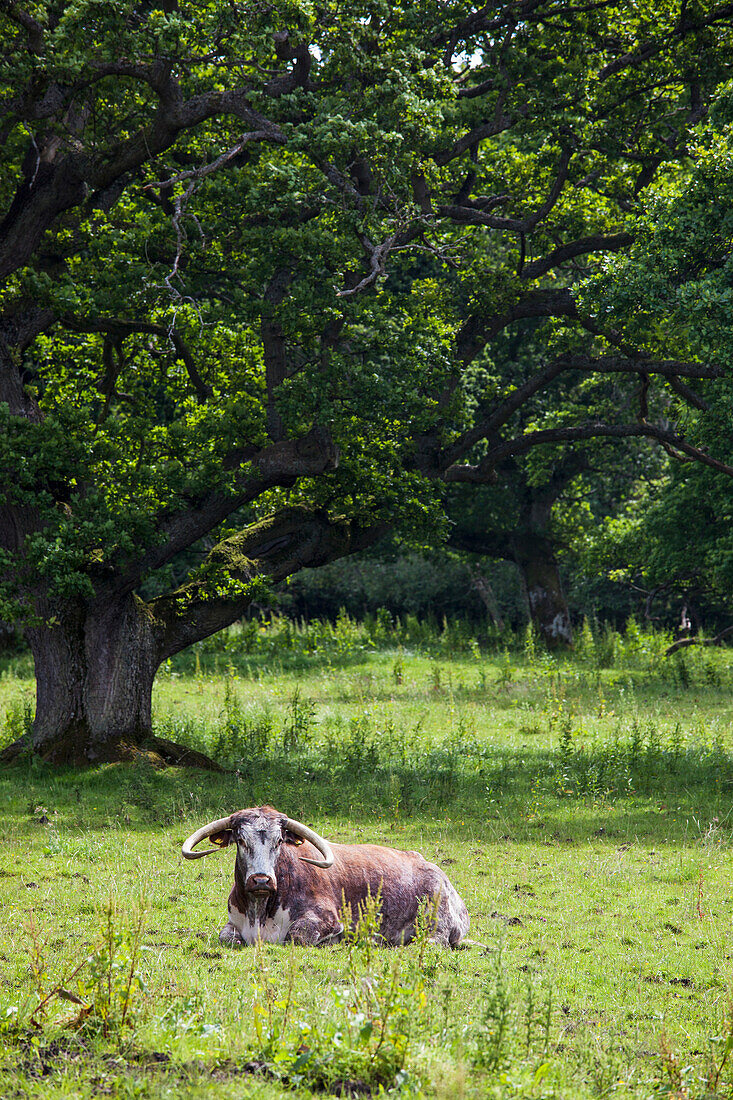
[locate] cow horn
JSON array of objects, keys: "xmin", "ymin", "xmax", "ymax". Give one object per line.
[
  {"xmin": 284, "ymin": 817, "xmax": 334, "ymax": 868},
  {"xmin": 181, "ymin": 816, "xmax": 232, "ymax": 860}
]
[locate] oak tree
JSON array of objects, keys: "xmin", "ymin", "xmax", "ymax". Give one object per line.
[{"xmin": 2, "ymin": 0, "xmax": 732, "ymax": 762}]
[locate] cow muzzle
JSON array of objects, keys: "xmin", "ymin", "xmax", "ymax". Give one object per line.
[{"xmin": 244, "ymin": 873, "xmax": 277, "ymax": 895}]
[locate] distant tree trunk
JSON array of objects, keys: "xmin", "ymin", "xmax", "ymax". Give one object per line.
[
  {"xmin": 448, "ymin": 527, "xmax": 573, "ymax": 647},
  {"xmin": 511, "ymin": 534, "xmax": 573, "ymax": 648},
  {"xmin": 468, "ymin": 567, "xmax": 505, "ymax": 630}
]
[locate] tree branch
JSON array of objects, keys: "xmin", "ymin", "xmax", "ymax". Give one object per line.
[
  {"xmin": 557, "ymin": 354, "xmax": 720, "ymax": 381},
  {"xmin": 463, "ymin": 422, "xmax": 733, "ymax": 479},
  {"xmin": 520, "ymin": 231, "xmax": 634, "ymax": 278},
  {"xmin": 440, "ymin": 353, "xmax": 718, "ymax": 471},
  {"xmin": 60, "ymin": 316, "xmax": 213, "ymax": 402},
  {"xmin": 0, "ymin": 84, "xmax": 285, "ymax": 281},
  {"xmin": 665, "ymin": 625, "xmax": 733, "ymax": 656},
  {"xmin": 667, "ymin": 375, "xmax": 709, "ymax": 411},
  {"xmin": 456, "ymin": 288, "xmax": 578, "ymax": 364},
  {"xmin": 269, "ymin": 29, "xmax": 313, "ymax": 94},
  {"xmin": 439, "ymin": 147, "xmax": 571, "ymax": 233},
  {"xmin": 432, "ymin": 110, "xmax": 518, "ymax": 167},
  {"xmin": 261, "ymin": 267, "xmax": 294, "ymax": 440},
  {"xmin": 150, "ymin": 507, "xmax": 385, "ymax": 659},
  {"xmin": 447, "ymin": 528, "xmax": 514, "ymax": 559},
  {"xmin": 116, "ymin": 427, "xmax": 341, "ymax": 593},
  {"xmin": 1, "ymin": 0, "xmax": 44, "ymax": 51},
  {"xmin": 0, "ymin": 306, "xmax": 54, "ymax": 419},
  {"xmin": 440, "ymin": 359, "xmax": 567, "ymax": 470},
  {"xmin": 597, "ymin": 3, "xmax": 733, "ymax": 81},
  {"xmin": 337, "ymin": 231, "xmax": 401, "ymax": 297},
  {"xmin": 144, "ymin": 129, "xmax": 278, "ymax": 192}
]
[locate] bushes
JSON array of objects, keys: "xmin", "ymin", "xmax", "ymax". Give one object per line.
[
  {"xmin": 0, "ymin": 693, "xmax": 32, "ymax": 751},
  {"xmin": 191, "ymin": 608, "xmax": 511, "ymax": 672},
  {"xmin": 183, "ymin": 611, "xmax": 726, "ymax": 681},
  {"xmin": 15, "ymin": 900, "xmax": 146, "ymax": 1041},
  {"xmin": 155, "ymin": 668, "xmax": 733, "ymax": 811}
]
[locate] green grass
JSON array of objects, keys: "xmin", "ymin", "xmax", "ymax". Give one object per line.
[{"xmin": 2, "ymin": 626, "xmax": 733, "ymax": 1097}]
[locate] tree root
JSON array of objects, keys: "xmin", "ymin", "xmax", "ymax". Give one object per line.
[
  {"xmin": 140, "ymin": 736, "xmax": 226, "ymax": 772},
  {"xmin": 0, "ymin": 733, "xmax": 225, "ymax": 771},
  {"xmin": 0, "ymin": 735, "xmax": 30, "ymax": 764}
]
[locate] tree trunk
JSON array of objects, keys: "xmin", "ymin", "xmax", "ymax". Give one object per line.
[
  {"xmin": 468, "ymin": 566, "xmax": 504, "ymax": 630},
  {"xmin": 10, "ymin": 593, "xmax": 221, "ymax": 768},
  {"xmin": 511, "ymin": 534, "xmax": 573, "ymax": 648},
  {"xmin": 22, "ymin": 594, "xmax": 159, "ymax": 765},
  {"xmin": 1, "ymin": 510, "xmax": 383, "ymax": 768}
]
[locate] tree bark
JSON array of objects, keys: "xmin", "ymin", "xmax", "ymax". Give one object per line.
[
  {"xmin": 511, "ymin": 534, "xmax": 573, "ymax": 648},
  {"xmin": 468, "ymin": 566, "xmax": 504, "ymax": 630},
  {"xmin": 23, "ymin": 594, "xmax": 157, "ymax": 765}
]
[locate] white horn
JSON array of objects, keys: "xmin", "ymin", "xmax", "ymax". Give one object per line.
[
  {"xmin": 285, "ymin": 817, "xmax": 334, "ymax": 868},
  {"xmin": 181, "ymin": 816, "xmax": 232, "ymax": 860}
]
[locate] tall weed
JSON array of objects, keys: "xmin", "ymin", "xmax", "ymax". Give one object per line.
[
  {"xmin": 246, "ymin": 892, "xmax": 430, "ymax": 1093},
  {"xmin": 20, "ymin": 900, "xmax": 146, "ymax": 1043},
  {"xmin": 470, "ymin": 940, "xmax": 554, "ymax": 1078}
]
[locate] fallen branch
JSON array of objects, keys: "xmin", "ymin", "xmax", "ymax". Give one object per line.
[{"xmin": 665, "ymin": 625, "xmax": 733, "ymax": 656}]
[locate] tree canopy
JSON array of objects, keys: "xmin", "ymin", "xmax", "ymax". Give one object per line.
[
  {"xmin": 579, "ymin": 127, "xmax": 733, "ymax": 629},
  {"xmin": 2, "ymin": 0, "xmax": 733, "ymax": 761}
]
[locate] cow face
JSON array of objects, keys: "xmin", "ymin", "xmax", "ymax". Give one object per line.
[{"xmin": 213, "ymin": 807, "xmax": 303, "ymax": 897}]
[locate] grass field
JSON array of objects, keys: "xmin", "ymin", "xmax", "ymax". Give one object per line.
[{"xmin": 2, "ymin": 620, "xmax": 733, "ymax": 1098}]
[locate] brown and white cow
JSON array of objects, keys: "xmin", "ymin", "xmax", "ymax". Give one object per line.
[{"xmin": 182, "ymin": 804, "xmax": 469, "ymax": 948}]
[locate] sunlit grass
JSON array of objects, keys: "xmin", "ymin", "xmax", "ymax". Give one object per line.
[{"xmin": 2, "ymin": 624, "xmax": 733, "ymax": 1097}]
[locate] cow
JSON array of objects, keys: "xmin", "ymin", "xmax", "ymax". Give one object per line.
[{"xmin": 181, "ymin": 804, "xmax": 470, "ymax": 948}]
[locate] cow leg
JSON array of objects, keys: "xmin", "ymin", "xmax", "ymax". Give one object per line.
[
  {"xmin": 400, "ymin": 888, "xmax": 469, "ymax": 948},
  {"xmin": 285, "ymin": 912, "xmax": 344, "ymax": 947},
  {"xmin": 438, "ymin": 888, "xmax": 470, "ymax": 948},
  {"xmin": 219, "ymin": 920, "xmax": 245, "ymax": 948}
]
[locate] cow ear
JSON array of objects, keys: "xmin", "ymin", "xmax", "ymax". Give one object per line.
[
  {"xmin": 209, "ymin": 829, "xmax": 233, "ymax": 847},
  {"xmin": 283, "ymin": 828, "xmax": 304, "ymax": 847}
]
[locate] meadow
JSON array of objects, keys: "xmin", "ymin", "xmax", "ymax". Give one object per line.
[{"xmin": 2, "ymin": 615, "xmax": 733, "ymax": 1098}]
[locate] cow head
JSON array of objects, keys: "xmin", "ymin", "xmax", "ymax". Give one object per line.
[{"xmin": 181, "ymin": 805, "xmax": 334, "ymax": 897}]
